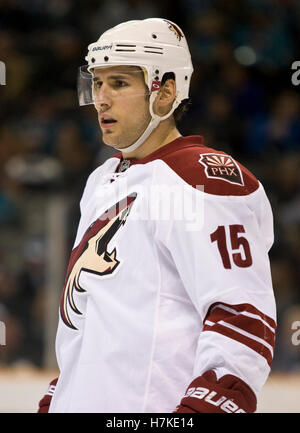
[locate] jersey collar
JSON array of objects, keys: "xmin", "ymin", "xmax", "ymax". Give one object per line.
[{"xmin": 115, "ymin": 135, "xmax": 204, "ymax": 172}]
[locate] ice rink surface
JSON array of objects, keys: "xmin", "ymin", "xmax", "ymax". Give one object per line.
[{"xmin": 0, "ymin": 367, "xmax": 299, "ymax": 413}]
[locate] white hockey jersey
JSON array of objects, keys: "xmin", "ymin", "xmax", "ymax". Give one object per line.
[{"xmin": 49, "ymin": 135, "xmax": 276, "ymax": 413}]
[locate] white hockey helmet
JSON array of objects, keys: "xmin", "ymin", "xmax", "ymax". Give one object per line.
[{"xmin": 78, "ymin": 18, "xmax": 194, "ymax": 152}]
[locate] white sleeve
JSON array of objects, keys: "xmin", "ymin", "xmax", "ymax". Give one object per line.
[{"xmin": 157, "ymin": 182, "xmax": 276, "ymax": 396}]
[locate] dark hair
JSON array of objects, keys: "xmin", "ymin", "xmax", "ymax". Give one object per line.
[{"xmin": 161, "ymin": 72, "xmax": 191, "ymax": 124}]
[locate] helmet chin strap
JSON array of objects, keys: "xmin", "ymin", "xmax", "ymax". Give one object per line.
[{"xmin": 114, "ymin": 91, "xmax": 181, "ymax": 154}]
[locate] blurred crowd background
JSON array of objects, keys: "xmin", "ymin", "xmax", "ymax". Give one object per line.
[{"xmin": 0, "ymin": 0, "xmax": 299, "ymax": 372}]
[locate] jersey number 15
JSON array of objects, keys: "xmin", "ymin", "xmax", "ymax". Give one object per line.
[{"xmin": 210, "ymin": 225, "xmax": 253, "ymax": 269}]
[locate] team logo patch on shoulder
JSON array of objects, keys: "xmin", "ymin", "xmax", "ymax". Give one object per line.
[{"xmin": 199, "ymin": 154, "xmax": 244, "ymax": 186}]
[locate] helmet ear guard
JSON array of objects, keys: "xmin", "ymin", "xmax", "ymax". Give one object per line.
[{"xmin": 78, "ymin": 18, "xmax": 193, "ymax": 152}]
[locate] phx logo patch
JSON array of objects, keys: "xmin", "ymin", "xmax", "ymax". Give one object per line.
[
  {"xmin": 199, "ymin": 154, "xmax": 244, "ymax": 186},
  {"xmin": 163, "ymin": 19, "xmax": 184, "ymax": 41}
]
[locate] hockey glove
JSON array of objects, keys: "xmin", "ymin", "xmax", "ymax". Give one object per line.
[
  {"xmin": 37, "ymin": 378, "xmax": 58, "ymax": 413},
  {"xmin": 174, "ymin": 370, "xmax": 256, "ymax": 413}
]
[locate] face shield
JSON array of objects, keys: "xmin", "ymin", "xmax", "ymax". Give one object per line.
[{"xmin": 77, "ymin": 65, "xmax": 152, "ymax": 108}]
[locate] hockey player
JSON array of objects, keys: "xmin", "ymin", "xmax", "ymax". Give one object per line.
[{"xmin": 38, "ymin": 18, "xmax": 276, "ymax": 413}]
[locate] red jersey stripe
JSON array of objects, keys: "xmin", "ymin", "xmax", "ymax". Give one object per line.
[
  {"xmin": 206, "ymin": 307, "xmax": 275, "ymax": 347},
  {"xmin": 203, "ymin": 302, "xmax": 276, "ymax": 367},
  {"xmin": 206, "ymin": 302, "xmax": 276, "ymax": 331},
  {"xmin": 203, "ymin": 322, "xmax": 273, "ymax": 366}
]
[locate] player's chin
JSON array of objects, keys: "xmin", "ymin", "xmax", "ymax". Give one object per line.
[
  {"xmin": 101, "ymin": 129, "xmax": 136, "ymax": 150},
  {"xmin": 101, "ymin": 130, "xmax": 116, "ymax": 144},
  {"xmin": 101, "ymin": 132, "xmax": 123, "ymax": 149}
]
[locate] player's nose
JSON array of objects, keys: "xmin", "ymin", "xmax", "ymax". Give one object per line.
[{"xmin": 94, "ymin": 85, "xmax": 112, "ymax": 111}]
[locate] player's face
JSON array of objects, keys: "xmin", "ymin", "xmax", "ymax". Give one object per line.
[{"xmin": 92, "ymin": 66, "xmax": 151, "ymax": 149}]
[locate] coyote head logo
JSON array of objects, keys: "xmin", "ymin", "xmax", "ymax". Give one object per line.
[
  {"xmin": 60, "ymin": 193, "xmax": 137, "ymax": 330},
  {"xmin": 163, "ymin": 19, "xmax": 184, "ymax": 41}
]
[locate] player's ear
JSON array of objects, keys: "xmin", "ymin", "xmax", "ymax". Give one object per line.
[{"xmin": 153, "ymin": 79, "xmax": 176, "ymax": 117}]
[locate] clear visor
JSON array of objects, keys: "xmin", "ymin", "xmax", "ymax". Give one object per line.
[{"xmin": 77, "ymin": 65, "xmax": 151, "ymax": 107}]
